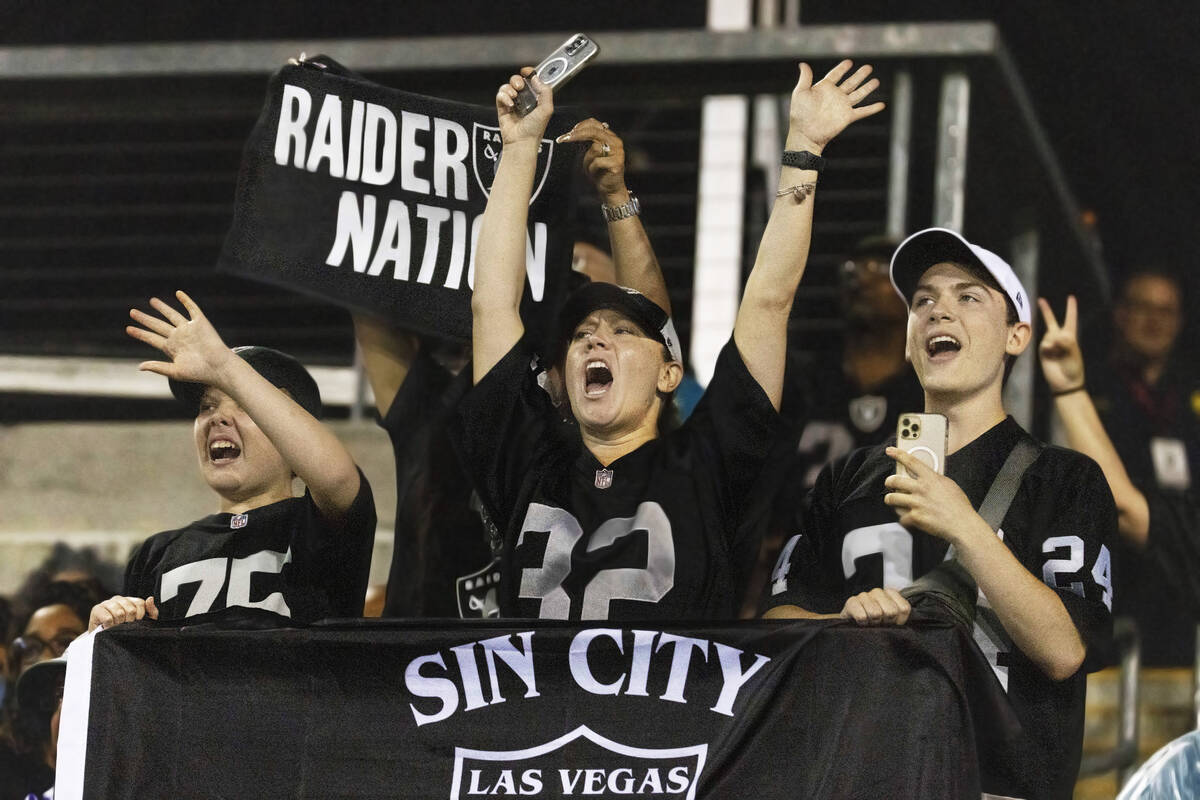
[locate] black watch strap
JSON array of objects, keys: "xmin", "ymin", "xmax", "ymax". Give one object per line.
[{"xmin": 782, "ymin": 150, "xmax": 827, "ymax": 173}]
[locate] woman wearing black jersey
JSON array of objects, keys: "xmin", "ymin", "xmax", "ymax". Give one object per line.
[{"xmin": 454, "ymin": 62, "xmax": 883, "ymax": 620}]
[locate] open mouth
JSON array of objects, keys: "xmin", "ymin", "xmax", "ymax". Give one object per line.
[
  {"xmin": 209, "ymin": 440, "xmax": 241, "ymax": 463},
  {"xmin": 585, "ymin": 360, "xmax": 613, "ymax": 397},
  {"xmin": 926, "ymin": 335, "xmax": 962, "ymax": 358}
]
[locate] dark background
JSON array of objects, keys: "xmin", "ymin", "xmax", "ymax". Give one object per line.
[
  {"xmin": 1, "ymin": 0, "xmax": 1194, "ymax": 424},
  {"xmin": 4, "ymin": 0, "xmax": 1194, "ymax": 277}
]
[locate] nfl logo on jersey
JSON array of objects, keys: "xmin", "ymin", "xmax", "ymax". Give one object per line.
[
  {"xmin": 230, "ymin": 513, "xmax": 249, "ymax": 530},
  {"xmin": 594, "ymin": 469, "xmax": 614, "ymax": 490}
]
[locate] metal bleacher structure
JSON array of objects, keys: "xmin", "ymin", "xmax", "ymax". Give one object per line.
[
  {"xmin": 0, "ymin": 19, "xmax": 1108, "ymax": 423},
  {"xmin": 0, "ymin": 12, "xmax": 1174, "ymax": 793}
]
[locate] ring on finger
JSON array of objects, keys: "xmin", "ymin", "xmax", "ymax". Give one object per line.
[{"xmin": 600, "ymin": 142, "xmax": 612, "ymax": 156}]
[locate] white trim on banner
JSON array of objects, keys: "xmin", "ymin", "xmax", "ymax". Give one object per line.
[{"xmin": 55, "ymin": 627, "xmax": 99, "ymax": 800}]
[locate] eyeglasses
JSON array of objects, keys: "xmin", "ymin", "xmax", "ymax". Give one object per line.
[{"xmin": 10, "ymin": 632, "xmax": 78, "ymax": 670}]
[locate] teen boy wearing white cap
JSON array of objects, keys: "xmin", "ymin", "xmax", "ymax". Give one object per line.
[
  {"xmin": 89, "ymin": 291, "xmax": 376, "ymax": 629},
  {"xmin": 765, "ymin": 228, "xmax": 1116, "ymax": 799},
  {"xmin": 454, "ymin": 61, "xmax": 883, "ymax": 620}
]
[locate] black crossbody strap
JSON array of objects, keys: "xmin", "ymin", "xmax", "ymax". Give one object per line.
[
  {"xmin": 977, "ymin": 434, "xmax": 1044, "ymax": 531},
  {"xmin": 903, "ymin": 434, "xmax": 1045, "ymax": 623}
]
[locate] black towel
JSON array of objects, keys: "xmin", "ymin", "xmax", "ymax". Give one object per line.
[{"xmin": 218, "ymin": 55, "xmax": 578, "ymax": 343}]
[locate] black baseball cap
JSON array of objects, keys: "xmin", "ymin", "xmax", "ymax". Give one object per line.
[
  {"xmin": 168, "ymin": 346, "xmax": 323, "ymax": 420},
  {"xmin": 16, "ymin": 655, "xmax": 66, "ymax": 725},
  {"xmin": 555, "ymin": 283, "xmax": 682, "ymax": 365}
]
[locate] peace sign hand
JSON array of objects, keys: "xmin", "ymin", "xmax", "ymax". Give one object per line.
[{"xmin": 1037, "ymin": 295, "xmax": 1086, "ymax": 394}]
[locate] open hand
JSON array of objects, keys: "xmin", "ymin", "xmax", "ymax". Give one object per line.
[
  {"xmin": 884, "ymin": 446, "xmax": 977, "ymax": 543},
  {"xmin": 495, "ymin": 68, "xmax": 554, "ymax": 147},
  {"xmin": 787, "ymin": 60, "xmax": 885, "ymax": 153},
  {"xmin": 126, "ymin": 290, "xmax": 234, "ymax": 387},
  {"xmin": 1037, "ymin": 295, "xmax": 1086, "ymax": 393}
]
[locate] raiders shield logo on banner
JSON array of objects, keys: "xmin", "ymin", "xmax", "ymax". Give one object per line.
[
  {"xmin": 450, "ymin": 725, "xmax": 708, "ymax": 800},
  {"xmin": 457, "ymin": 560, "xmax": 502, "ymax": 619},
  {"xmin": 848, "ymin": 394, "xmax": 887, "ymax": 434},
  {"xmin": 472, "ymin": 123, "xmax": 555, "ymax": 202}
]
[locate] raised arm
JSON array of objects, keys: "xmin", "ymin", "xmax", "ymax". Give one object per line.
[
  {"xmin": 127, "ymin": 291, "xmax": 361, "ymax": 519},
  {"xmin": 351, "ymin": 313, "xmax": 420, "ymax": 417},
  {"xmin": 1039, "ymin": 295, "xmax": 1150, "ymax": 544},
  {"xmin": 558, "ymin": 118, "xmax": 671, "ymax": 313},
  {"xmin": 471, "ymin": 70, "xmax": 555, "ymax": 383},
  {"xmin": 734, "ymin": 61, "xmax": 884, "ymax": 410}
]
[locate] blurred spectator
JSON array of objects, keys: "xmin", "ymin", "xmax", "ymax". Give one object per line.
[
  {"xmin": 352, "ymin": 316, "xmax": 494, "ymax": 618},
  {"xmin": 1040, "ymin": 295, "xmax": 1200, "ymax": 656},
  {"xmin": 1090, "ymin": 268, "xmax": 1197, "ymax": 490},
  {"xmin": 741, "ymin": 235, "xmax": 923, "ymax": 615},
  {"xmin": 15, "ymin": 542, "xmax": 122, "ymax": 610},
  {"xmin": 1086, "ymin": 269, "xmax": 1199, "ymax": 665},
  {"xmin": 783, "ymin": 234, "xmax": 924, "ymax": 483},
  {"xmin": 8, "ymin": 582, "xmax": 94, "ymax": 677},
  {"xmin": 7, "ymin": 658, "xmax": 63, "ymax": 800},
  {"xmin": 1, "ymin": 581, "xmax": 97, "ymax": 800}
]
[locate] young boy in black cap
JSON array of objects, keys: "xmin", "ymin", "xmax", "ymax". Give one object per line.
[
  {"xmin": 453, "ymin": 60, "xmax": 883, "ymax": 620},
  {"xmin": 764, "ymin": 227, "xmax": 1116, "ymax": 799},
  {"xmin": 88, "ymin": 291, "xmax": 376, "ymax": 628}
]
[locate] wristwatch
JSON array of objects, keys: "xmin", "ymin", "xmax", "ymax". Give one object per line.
[
  {"xmin": 601, "ymin": 192, "xmax": 640, "ymax": 223},
  {"xmin": 781, "ymin": 150, "xmax": 827, "ymax": 173}
]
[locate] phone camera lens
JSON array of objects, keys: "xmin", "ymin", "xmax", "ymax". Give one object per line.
[
  {"xmin": 901, "ymin": 427, "xmax": 910, "ymax": 438},
  {"xmin": 912, "ymin": 423, "xmax": 920, "ymax": 433}
]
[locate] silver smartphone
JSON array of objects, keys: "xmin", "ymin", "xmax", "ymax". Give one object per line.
[
  {"xmin": 515, "ymin": 33, "xmax": 600, "ymax": 116},
  {"xmin": 896, "ymin": 413, "xmax": 948, "ymax": 477}
]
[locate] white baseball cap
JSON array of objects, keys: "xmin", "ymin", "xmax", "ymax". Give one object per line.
[{"xmin": 889, "ymin": 227, "xmax": 1031, "ymax": 324}]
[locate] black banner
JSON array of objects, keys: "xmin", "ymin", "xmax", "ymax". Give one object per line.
[
  {"xmin": 217, "ymin": 57, "xmax": 577, "ymax": 342},
  {"xmin": 58, "ymin": 620, "xmax": 1025, "ymax": 798}
]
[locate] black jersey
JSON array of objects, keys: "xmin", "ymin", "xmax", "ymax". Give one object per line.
[
  {"xmin": 782, "ymin": 349, "xmax": 925, "ymax": 489},
  {"xmin": 765, "ymin": 417, "xmax": 1116, "ymax": 800},
  {"xmin": 378, "ymin": 348, "xmax": 495, "ymax": 618},
  {"xmin": 1141, "ymin": 487, "xmax": 1200, "ymax": 617},
  {"xmin": 737, "ymin": 350, "xmax": 924, "ymax": 613},
  {"xmin": 124, "ymin": 470, "xmax": 376, "ymax": 624},
  {"xmin": 1088, "ymin": 355, "xmax": 1200, "ymax": 494},
  {"xmin": 1088, "ymin": 357, "xmax": 1200, "ymax": 666},
  {"xmin": 452, "ymin": 337, "xmax": 783, "ymax": 620}
]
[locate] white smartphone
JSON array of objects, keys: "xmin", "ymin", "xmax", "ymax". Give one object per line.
[
  {"xmin": 515, "ymin": 33, "xmax": 600, "ymax": 116},
  {"xmin": 895, "ymin": 413, "xmax": 948, "ymax": 477}
]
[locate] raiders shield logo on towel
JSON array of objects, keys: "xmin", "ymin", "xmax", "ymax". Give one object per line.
[
  {"xmin": 848, "ymin": 394, "xmax": 887, "ymax": 434},
  {"xmin": 457, "ymin": 559, "xmax": 502, "ymax": 618},
  {"xmin": 472, "ymin": 123, "xmax": 555, "ymax": 202}
]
